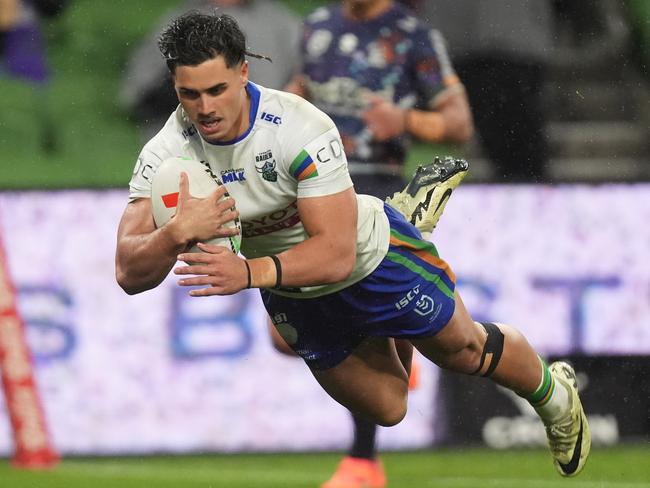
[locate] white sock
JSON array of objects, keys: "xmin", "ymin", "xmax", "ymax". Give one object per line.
[{"xmin": 526, "ymin": 358, "xmax": 571, "ymax": 423}]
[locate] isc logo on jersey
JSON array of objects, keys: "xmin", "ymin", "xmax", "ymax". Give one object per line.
[{"xmin": 260, "ymin": 111, "xmax": 282, "ymax": 125}]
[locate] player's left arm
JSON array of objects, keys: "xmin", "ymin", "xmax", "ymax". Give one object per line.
[
  {"xmin": 404, "ymin": 84, "xmax": 473, "ymax": 144},
  {"xmin": 174, "ymin": 188, "xmax": 357, "ymax": 294},
  {"xmin": 363, "ymin": 27, "xmax": 473, "ymax": 144},
  {"xmin": 277, "ymin": 188, "xmax": 358, "ymax": 286},
  {"xmin": 364, "ymin": 87, "xmax": 473, "ymax": 144},
  {"xmin": 408, "ymin": 27, "xmax": 473, "ymax": 144}
]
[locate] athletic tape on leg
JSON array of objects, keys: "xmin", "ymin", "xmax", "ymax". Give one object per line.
[{"xmin": 471, "ymin": 322, "xmax": 504, "ymax": 377}]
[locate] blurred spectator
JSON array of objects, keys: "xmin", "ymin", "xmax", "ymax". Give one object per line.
[
  {"xmin": 119, "ymin": 0, "xmax": 300, "ymax": 140},
  {"xmin": 284, "ymin": 1, "xmax": 472, "ymax": 486},
  {"xmin": 0, "ymin": 0, "xmax": 66, "ymax": 153},
  {"xmin": 422, "ymin": 0, "xmax": 554, "ymax": 182},
  {"xmin": 288, "ymin": 0, "xmax": 472, "ymax": 197}
]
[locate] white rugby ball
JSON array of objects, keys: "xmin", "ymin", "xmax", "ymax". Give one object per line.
[{"xmin": 150, "ymin": 157, "xmax": 241, "ymax": 254}]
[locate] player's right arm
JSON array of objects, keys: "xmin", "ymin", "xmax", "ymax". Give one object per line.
[
  {"xmin": 115, "ymin": 197, "xmax": 185, "ymax": 295},
  {"xmin": 115, "ymin": 172, "xmax": 239, "ymax": 295}
]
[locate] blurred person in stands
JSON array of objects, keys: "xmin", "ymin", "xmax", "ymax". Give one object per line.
[
  {"xmin": 115, "ymin": 11, "xmax": 591, "ymax": 484},
  {"xmin": 280, "ymin": 1, "xmax": 473, "ymax": 486},
  {"xmin": 119, "ymin": 0, "xmax": 300, "ymax": 141},
  {"xmin": 422, "ymin": 0, "xmax": 554, "ymax": 182},
  {"xmin": 0, "ymin": 0, "xmax": 67, "ymax": 153}
]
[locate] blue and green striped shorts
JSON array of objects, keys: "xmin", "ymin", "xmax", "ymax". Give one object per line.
[{"xmin": 261, "ymin": 204, "xmax": 456, "ymax": 370}]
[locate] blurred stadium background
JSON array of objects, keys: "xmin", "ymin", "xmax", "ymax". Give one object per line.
[{"xmin": 1, "ymin": 1, "xmax": 649, "ymax": 487}]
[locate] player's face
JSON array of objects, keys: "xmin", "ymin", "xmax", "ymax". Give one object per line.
[{"xmin": 173, "ymin": 56, "xmax": 249, "ymax": 143}]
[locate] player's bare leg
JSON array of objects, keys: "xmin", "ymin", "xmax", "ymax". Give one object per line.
[
  {"xmin": 319, "ymin": 338, "xmax": 412, "ymax": 488},
  {"xmin": 271, "ymin": 317, "xmax": 413, "ymax": 376},
  {"xmin": 411, "ymin": 290, "xmax": 591, "ymax": 477},
  {"xmin": 411, "ymin": 291, "xmax": 541, "ymax": 388},
  {"xmin": 311, "ymin": 337, "xmax": 409, "ymax": 427},
  {"xmin": 269, "ymin": 319, "xmax": 398, "ymax": 488}
]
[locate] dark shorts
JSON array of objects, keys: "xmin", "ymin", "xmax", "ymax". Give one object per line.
[{"xmin": 260, "ymin": 204, "xmax": 456, "ymax": 370}]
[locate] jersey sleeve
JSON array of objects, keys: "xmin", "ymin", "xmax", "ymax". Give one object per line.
[
  {"xmin": 127, "ymin": 111, "xmax": 186, "ymax": 201},
  {"xmin": 128, "ymin": 146, "xmax": 164, "ymax": 201},
  {"xmin": 281, "ymin": 98, "xmax": 353, "ymax": 199},
  {"xmin": 411, "ymin": 24, "xmax": 460, "ymax": 108}
]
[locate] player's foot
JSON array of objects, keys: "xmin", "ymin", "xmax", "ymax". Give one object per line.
[
  {"xmin": 386, "ymin": 156, "xmax": 469, "ymax": 239},
  {"xmin": 321, "ymin": 456, "xmax": 386, "ymax": 488},
  {"xmin": 545, "ymin": 362, "xmax": 591, "ymax": 477}
]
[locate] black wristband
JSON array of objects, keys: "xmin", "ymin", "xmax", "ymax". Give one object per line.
[
  {"xmin": 270, "ymin": 255, "xmax": 282, "ymax": 289},
  {"xmin": 244, "ymin": 260, "xmax": 252, "ymax": 289}
]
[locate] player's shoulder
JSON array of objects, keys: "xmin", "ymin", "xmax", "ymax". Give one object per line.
[{"xmin": 139, "ymin": 107, "xmax": 196, "ymax": 161}]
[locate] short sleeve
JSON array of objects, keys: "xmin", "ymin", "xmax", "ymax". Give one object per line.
[
  {"xmin": 127, "ymin": 112, "xmax": 187, "ymax": 201},
  {"xmin": 411, "ymin": 26, "xmax": 460, "ymax": 107},
  {"xmin": 128, "ymin": 147, "xmax": 162, "ymax": 201},
  {"xmin": 281, "ymin": 99, "xmax": 353, "ymax": 199}
]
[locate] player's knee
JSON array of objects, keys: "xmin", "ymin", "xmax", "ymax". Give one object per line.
[
  {"xmin": 372, "ymin": 397, "xmax": 407, "ymax": 427},
  {"xmin": 429, "ymin": 321, "xmax": 485, "ymax": 374},
  {"xmin": 371, "ymin": 386, "xmax": 408, "ymax": 427},
  {"xmin": 470, "ymin": 322, "xmax": 505, "ymax": 377}
]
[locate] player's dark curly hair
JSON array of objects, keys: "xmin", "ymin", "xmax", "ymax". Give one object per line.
[{"xmin": 158, "ymin": 11, "xmax": 270, "ymax": 73}]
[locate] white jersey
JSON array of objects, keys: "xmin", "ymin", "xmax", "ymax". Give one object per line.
[{"xmin": 129, "ymin": 82, "xmax": 390, "ymax": 298}]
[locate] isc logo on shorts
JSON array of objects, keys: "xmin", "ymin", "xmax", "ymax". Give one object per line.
[
  {"xmin": 396, "ymin": 285, "xmax": 443, "ymax": 321},
  {"xmin": 395, "ymin": 285, "xmax": 420, "ymax": 310}
]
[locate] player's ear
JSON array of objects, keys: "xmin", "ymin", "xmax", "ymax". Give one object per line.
[{"xmin": 240, "ymin": 60, "xmax": 249, "ymax": 86}]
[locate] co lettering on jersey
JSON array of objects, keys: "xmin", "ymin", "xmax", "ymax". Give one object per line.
[
  {"xmin": 133, "ymin": 157, "xmax": 155, "ymax": 183},
  {"xmin": 316, "ymin": 138, "xmax": 343, "ymax": 164}
]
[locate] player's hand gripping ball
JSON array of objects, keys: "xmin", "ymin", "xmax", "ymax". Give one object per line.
[{"xmin": 150, "ymin": 157, "xmax": 242, "ymax": 254}]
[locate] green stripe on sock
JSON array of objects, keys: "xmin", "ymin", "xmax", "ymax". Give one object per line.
[
  {"xmin": 528, "ymin": 359, "xmax": 555, "ymax": 407},
  {"xmin": 390, "ymin": 229, "xmax": 440, "ymax": 257},
  {"xmin": 385, "ymin": 251, "xmax": 453, "ymax": 299}
]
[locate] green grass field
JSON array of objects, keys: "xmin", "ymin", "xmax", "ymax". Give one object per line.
[{"xmin": 1, "ymin": 446, "xmax": 649, "ymax": 488}]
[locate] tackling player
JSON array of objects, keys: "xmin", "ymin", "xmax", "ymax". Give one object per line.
[{"xmin": 115, "ymin": 12, "xmax": 591, "ymax": 481}]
